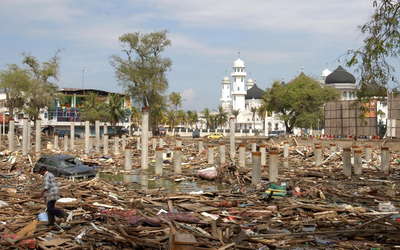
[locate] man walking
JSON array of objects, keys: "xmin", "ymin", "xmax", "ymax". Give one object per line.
[{"xmin": 37, "ymin": 166, "xmax": 68, "ymax": 226}]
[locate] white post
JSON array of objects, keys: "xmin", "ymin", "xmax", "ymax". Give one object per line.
[
  {"xmin": 54, "ymin": 134, "xmax": 59, "ymax": 149},
  {"xmin": 22, "ymin": 118, "xmax": 28, "ymax": 155},
  {"xmin": 239, "ymin": 144, "xmax": 245, "ymax": 167},
  {"xmin": 155, "ymin": 147, "xmax": 163, "ymax": 175},
  {"xmin": 159, "ymin": 137, "xmax": 163, "ymax": 148},
  {"xmin": 176, "ymin": 138, "xmax": 182, "ymax": 147},
  {"xmin": 343, "ymin": 148, "xmax": 351, "ymax": 177},
  {"xmin": 95, "ymin": 119, "xmax": 100, "ymax": 153},
  {"xmin": 125, "ymin": 147, "xmax": 132, "ymax": 171},
  {"xmin": 152, "ymin": 137, "xmax": 157, "ymax": 151},
  {"xmin": 35, "ymin": 118, "xmax": 41, "ymax": 157},
  {"xmin": 252, "ymin": 152, "xmax": 261, "ymax": 185},
  {"xmin": 260, "ymin": 144, "xmax": 266, "ymax": 166},
  {"xmin": 64, "ymin": 134, "xmax": 68, "ymax": 151},
  {"xmin": 122, "ymin": 133, "xmax": 127, "ymax": 151},
  {"xmin": 103, "ymin": 134, "xmax": 108, "ymax": 155},
  {"xmin": 269, "ymin": 150, "xmax": 278, "ymax": 182},
  {"xmin": 85, "ymin": 120, "xmax": 90, "ymax": 154},
  {"xmin": 365, "ymin": 145, "xmax": 372, "ymax": 161},
  {"xmin": 354, "ymin": 149, "xmax": 362, "ymax": 175},
  {"xmin": 381, "ymin": 147, "xmax": 390, "ymax": 173},
  {"xmin": 9, "ymin": 119, "xmax": 14, "ymax": 151},
  {"xmin": 230, "ymin": 117, "xmax": 235, "ymax": 160},
  {"xmin": 219, "ymin": 142, "xmax": 226, "ymax": 164},
  {"xmin": 283, "ymin": 141, "xmax": 289, "ymax": 158},
  {"xmin": 70, "ymin": 121, "xmax": 75, "ymax": 150},
  {"xmin": 27, "ymin": 120, "xmax": 31, "ymax": 152},
  {"xmin": 251, "ymin": 141, "xmax": 257, "ymax": 152},
  {"xmin": 174, "ymin": 147, "xmax": 182, "ymax": 174},
  {"xmin": 315, "ymin": 146, "xmax": 322, "ymax": 166},
  {"xmin": 136, "ymin": 135, "xmax": 140, "ymax": 150},
  {"xmin": 141, "ymin": 107, "xmax": 149, "ymax": 170},
  {"xmin": 114, "ymin": 135, "xmax": 119, "ymax": 155},
  {"xmin": 198, "ymin": 139, "xmax": 203, "ymax": 153},
  {"xmin": 208, "ymin": 145, "xmax": 214, "ymax": 165}
]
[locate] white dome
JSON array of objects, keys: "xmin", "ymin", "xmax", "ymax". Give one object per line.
[
  {"xmin": 222, "ymin": 76, "xmax": 230, "ymax": 83},
  {"xmin": 322, "ymin": 67, "xmax": 331, "ymax": 77},
  {"xmin": 246, "ymin": 78, "xmax": 254, "ymax": 84},
  {"xmin": 233, "ymin": 58, "xmax": 245, "ymax": 68}
]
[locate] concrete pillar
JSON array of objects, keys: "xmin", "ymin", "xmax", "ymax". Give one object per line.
[
  {"xmin": 269, "ymin": 150, "xmax": 279, "ymax": 182},
  {"xmin": 152, "ymin": 137, "xmax": 157, "ymax": 151},
  {"xmin": 22, "ymin": 118, "xmax": 28, "ymax": 155},
  {"xmin": 239, "ymin": 144, "xmax": 245, "ymax": 167},
  {"xmin": 64, "ymin": 134, "xmax": 68, "ymax": 151},
  {"xmin": 343, "ymin": 147, "xmax": 352, "ymax": 177},
  {"xmin": 140, "ymin": 173, "xmax": 148, "ymax": 190},
  {"xmin": 208, "ymin": 145, "xmax": 214, "ymax": 165},
  {"xmin": 104, "ymin": 123, "xmax": 108, "ymax": 136},
  {"xmin": 114, "ymin": 135, "xmax": 119, "ymax": 155},
  {"xmin": 70, "ymin": 121, "xmax": 75, "ymax": 150},
  {"xmin": 219, "ymin": 142, "xmax": 226, "ymax": 164},
  {"xmin": 141, "ymin": 107, "xmax": 149, "ymax": 170},
  {"xmin": 124, "ymin": 147, "xmax": 132, "ymax": 171},
  {"xmin": 122, "ymin": 134, "xmax": 126, "ymax": 150},
  {"xmin": 103, "ymin": 134, "xmax": 108, "ymax": 155},
  {"xmin": 27, "ymin": 120, "xmax": 31, "ymax": 151},
  {"xmin": 315, "ymin": 146, "xmax": 322, "ymax": 166},
  {"xmin": 354, "ymin": 149, "xmax": 362, "ymax": 175},
  {"xmin": 159, "ymin": 137, "xmax": 163, "ymax": 148},
  {"xmin": 252, "ymin": 152, "xmax": 261, "ymax": 185},
  {"xmin": 136, "ymin": 135, "xmax": 140, "ymax": 150},
  {"xmin": 260, "ymin": 144, "xmax": 266, "ymax": 166},
  {"xmin": 35, "ymin": 118, "xmax": 41, "ymax": 157},
  {"xmin": 95, "ymin": 120, "xmax": 100, "ymax": 152},
  {"xmin": 85, "ymin": 120, "xmax": 90, "ymax": 154},
  {"xmin": 330, "ymin": 144, "xmax": 336, "ymax": 155},
  {"xmin": 230, "ymin": 117, "xmax": 235, "ymax": 160},
  {"xmin": 176, "ymin": 138, "xmax": 182, "ymax": 147},
  {"xmin": 198, "ymin": 139, "xmax": 203, "ymax": 153},
  {"xmin": 174, "ymin": 147, "xmax": 182, "ymax": 174},
  {"xmin": 381, "ymin": 147, "xmax": 390, "ymax": 173},
  {"xmin": 251, "ymin": 141, "xmax": 257, "ymax": 152},
  {"xmin": 283, "ymin": 141, "xmax": 289, "ymax": 158},
  {"xmin": 365, "ymin": 145, "xmax": 372, "ymax": 161},
  {"xmin": 155, "ymin": 147, "xmax": 163, "ymax": 175},
  {"xmin": 54, "ymin": 134, "xmax": 59, "ymax": 149},
  {"xmin": 8, "ymin": 119, "xmax": 14, "ymax": 151},
  {"xmin": 352, "ymin": 145, "xmax": 359, "ymax": 156}
]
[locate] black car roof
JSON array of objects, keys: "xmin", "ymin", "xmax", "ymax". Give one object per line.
[{"xmin": 41, "ymin": 155, "xmax": 75, "ymax": 160}]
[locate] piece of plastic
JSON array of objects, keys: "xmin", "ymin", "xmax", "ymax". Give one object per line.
[
  {"xmin": 38, "ymin": 212, "xmax": 48, "ymax": 221},
  {"xmin": 0, "ymin": 200, "xmax": 8, "ymax": 208},
  {"xmin": 197, "ymin": 166, "xmax": 217, "ymax": 180}
]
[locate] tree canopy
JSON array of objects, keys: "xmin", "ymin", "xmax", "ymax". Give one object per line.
[
  {"xmin": 261, "ymin": 74, "xmax": 340, "ymax": 133},
  {"xmin": 347, "ymin": 0, "xmax": 400, "ymax": 92},
  {"xmin": 109, "ymin": 30, "xmax": 172, "ymax": 128}
]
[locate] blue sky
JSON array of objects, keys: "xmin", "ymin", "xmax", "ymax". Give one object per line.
[{"xmin": 0, "ymin": 0, "xmax": 376, "ymax": 111}]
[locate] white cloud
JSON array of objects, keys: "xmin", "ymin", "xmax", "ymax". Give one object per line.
[{"xmin": 181, "ymin": 89, "xmax": 195, "ymax": 104}]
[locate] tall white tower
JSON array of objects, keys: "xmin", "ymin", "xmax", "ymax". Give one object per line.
[
  {"xmin": 220, "ymin": 75, "xmax": 231, "ymax": 111},
  {"xmin": 231, "ymin": 55, "xmax": 247, "ymax": 112}
]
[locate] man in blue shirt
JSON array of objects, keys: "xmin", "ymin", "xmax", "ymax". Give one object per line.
[{"xmin": 38, "ymin": 166, "xmax": 68, "ymax": 226}]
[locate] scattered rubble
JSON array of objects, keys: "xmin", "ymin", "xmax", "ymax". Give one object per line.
[{"xmin": 0, "ymin": 135, "xmax": 399, "ymax": 249}]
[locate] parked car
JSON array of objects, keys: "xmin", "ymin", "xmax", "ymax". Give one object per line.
[
  {"xmin": 192, "ymin": 130, "xmax": 200, "ymax": 138},
  {"xmin": 153, "ymin": 127, "xmax": 167, "ymax": 136},
  {"xmin": 268, "ymin": 130, "xmax": 285, "ymax": 138},
  {"xmin": 33, "ymin": 155, "xmax": 96, "ymax": 179},
  {"xmin": 55, "ymin": 130, "xmax": 80, "ymax": 139},
  {"xmin": 207, "ymin": 133, "xmax": 223, "ymax": 139}
]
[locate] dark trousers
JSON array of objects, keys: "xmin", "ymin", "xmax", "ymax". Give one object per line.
[{"xmin": 47, "ymin": 200, "xmax": 63, "ymax": 218}]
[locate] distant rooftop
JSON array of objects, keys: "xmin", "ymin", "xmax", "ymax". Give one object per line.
[{"xmin": 59, "ymin": 88, "xmax": 126, "ymax": 96}]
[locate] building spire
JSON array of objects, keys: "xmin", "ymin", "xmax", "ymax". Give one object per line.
[
  {"xmin": 225, "ymin": 70, "xmax": 227, "ymax": 76},
  {"xmin": 325, "ymin": 62, "xmax": 328, "ymax": 69},
  {"xmin": 338, "ymin": 59, "xmax": 341, "ymax": 65},
  {"xmin": 238, "ymin": 51, "xmax": 240, "ymax": 59},
  {"xmin": 301, "ymin": 67, "xmax": 304, "ymax": 73}
]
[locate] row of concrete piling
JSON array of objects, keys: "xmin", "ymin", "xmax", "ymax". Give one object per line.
[{"xmin": 6, "ymin": 111, "xmax": 392, "ymax": 186}]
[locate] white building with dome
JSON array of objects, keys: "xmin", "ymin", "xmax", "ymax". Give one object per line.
[{"xmin": 219, "ymin": 57, "xmax": 286, "ymax": 133}]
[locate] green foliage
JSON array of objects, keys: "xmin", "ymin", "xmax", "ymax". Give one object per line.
[
  {"xmin": 187, "ymin": 110, "xmax": 199, "ymax": 128},
  {"xmin": 105, "ymin": 93, "xmax": 126, "ymax": 132},
  {"xmin": 169, "ymin": 92, "xmax": 182, "ymax": 112},
  {"xmin": 22, "ymin": 50, "xmax": 62, "ymax": 121},
  {"xmin": 201, "ymin": 107, "xmax": 212, "ymax": 129},
  {"xmin": 130, "ymin": 106, "xmax": 142, "ymax": 128},
  {"xmin": 0, "ymin": 64, "xmax": 31, "ymax": 118},
  {"xmin": 79, "ymin": 92, "xmax": 108, "ymax": 124},
  {"xmin": 176, "ymin": 110, "xmax": 187, "ymax": 127},
  {"xmin": 165, "ymin": 109, "xmax": 176, "ymax": 129},
  {"xmin": 347, "ymin": 1, "xmax": 400, "ymax": 91},
  {"xmin": 109, "ymin": 30, "xmax": 172, "ymax": 127},
  {"xmin": 215, "ymin": 105, "xmax": 228, "ymax": 129},
  {"xmin": 262, "ymin": 75, "xmax": 340, "ymax": 133}
]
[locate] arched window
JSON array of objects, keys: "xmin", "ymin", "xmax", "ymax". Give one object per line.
[
  {"xmin": 343, "ymin": 91, "xmax": 347, "ymax": 99},
  {"xmin": 241, "ymin": 78, "xmax": 243, "ymax": 82}
]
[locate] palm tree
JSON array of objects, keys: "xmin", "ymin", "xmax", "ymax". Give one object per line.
[
  {"xmin": 169, "ymin": 92, "xmax": 182, "ymax": 113},
  {"xmin": 79, "ymin": 92, "xmax": 107, "ymax": 125},
  {"xmin": 209, "ymin": 114, "xmax": 218, "ymax": 129},
  {"xmin": 258, "ymin": 97, "xmax": 268, "ymax": 133},
  {"xmin": 250, "ymin": 106, "xmax": 258, "ymax": 130},
  {"xmin": 176, "ymin": 110, "xmax": 187, "ymax": 128},
  {"xmin": 215, "ymin": 105, "xmax": 229, "ymax": 129},
  {"xmin": 187, "ymin": 110, "xmax": 199, "ymax": 128},
  {"xmin": 130, "ymin": 106, "xmax": 141, "ymax": 128},
  {"xmin": 165, "ymin": 110, "xmax": 176, "ymax": 131},
  {"xmin": 105, "ymin": 93, "xmax": 126, "ymax": 134},
  {"xmin": 231, "ymin": 109, "xmax": 240, "ymax": 130},
  {"xmin": 201, "ymin": 108, "xmax": 212, "ymax": 129}
]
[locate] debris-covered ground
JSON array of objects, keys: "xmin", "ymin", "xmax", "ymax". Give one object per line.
[{"xmin": 0, "ymin": 135, "xmax": 399, "ymax": 249}]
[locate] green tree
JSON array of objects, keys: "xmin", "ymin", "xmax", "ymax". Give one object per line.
[
  {"xmin": 231, "ymin": 109, "xmax": 240, "ymax": 130},
  {"xmin": 169, "ymin": 92, "xmax": 182, "ymax": 113},
  {"xmin": 79, "ymin": 92, "xmax": 108, "ymax": 124},
  {"xmin": 187, "ymin": 110, "xmax": 199, "ymax": 128},
  {"xmin": 257, "ymin": 98, "xmax": 268, "ymax": 132},
  {"xmin": 347, "ymin": 1, "xmax": 400, "ymax": 92},
  {"xmin": 215, "ymin": 105, "xmax": 228, "ymax": 129},
  {"xmin": 105, "ymin": 93, "xmax": 126, "ymax": 134},
  {"xmin": 263, "ymin": 75, "xmax": 340, "ymax": 133},
  {"xmin": 201, "ymin": 108, "xmax": 212, "ymax": 129},
  {"xmin": 165, "ymin": 109, "xmax": 176, "ymax": 130},
  {"xmin": 22, "ymin": 50, "xmax": 62, "ymax": 125},
  {"xmin": 109, "ymin": 30, "xmax": 172, "ymax": 128},
  {"xmin": 130, "ymin": 106, "xmax": 141, "ymax": 128},
  {"xmin": 176, "ymin": 110, "xmax": 187, "ymax": 128},
  {"xmin": 0, "ymin": 64, "xmax": 31, "ymax": 119},
  {"xmin": 151, "ymin": 99, "xmax": 167, "ymax": 127}
]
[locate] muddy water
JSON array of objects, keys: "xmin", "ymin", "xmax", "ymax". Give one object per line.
[{"xmin": 98, "ymin": 173, "xmax": 232, "ymax": 193}]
